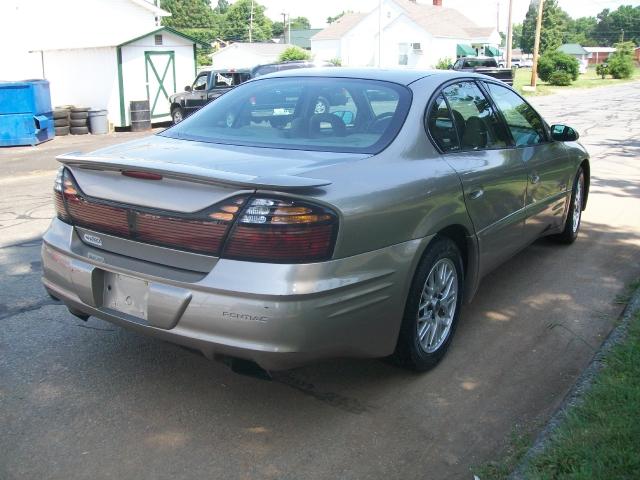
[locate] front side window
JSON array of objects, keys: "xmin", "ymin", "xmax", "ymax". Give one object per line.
[
  {"xmin": 426, "ymin": 94, "xmax": 459, "ymax": 152},
  {"xmin": 192, "ymin": 75, "xmax": 208, "ymax": 91},
  {"xmin": 486, "ymin": 83, "xmax": 547, "ymax": 147},
  {"xmin": 442, "ymin": 81, "xmax": 508, "ymax": 151},
  {"xmin": 162, "ymin": 77, "xmax": 411, "ymax": 154}
]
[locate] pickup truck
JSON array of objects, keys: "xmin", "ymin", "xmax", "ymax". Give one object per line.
[
  {"xmin": 169, "ymin": 69, "xmax": 251, "ymax": 124},
  {"xmin": 451, "ymin": 57, "xmax": 513, "ymax": 86}
]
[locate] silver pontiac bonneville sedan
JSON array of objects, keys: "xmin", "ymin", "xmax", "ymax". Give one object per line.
[{"xmin": 42, "ymin": 69, "xmax": 589, "ymax": 372}]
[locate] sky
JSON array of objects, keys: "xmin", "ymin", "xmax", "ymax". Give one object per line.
[{"xmin": 221, "ymin": 0, "xmax": 638, "ymax": 30}]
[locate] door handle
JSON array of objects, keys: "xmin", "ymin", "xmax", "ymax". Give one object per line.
[
  {"xmin": 530, "ymin": 174, "xmax": 541, "ymax": 184},
  {"xmin": 469, "ymin": 189, "xmax": 484, "ymax": 200}
]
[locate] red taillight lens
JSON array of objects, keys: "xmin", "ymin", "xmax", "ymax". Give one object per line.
[
  {"xmin": 222, "ymin": 197, "xmax": 338, "ymax": 263},
  {"xmin": 53, "ymin": 168, "xmax": 70, "ymax": 221},
  {"xmin": 53, "ymin": 169, "xmax": 338, "ymax": 263}
]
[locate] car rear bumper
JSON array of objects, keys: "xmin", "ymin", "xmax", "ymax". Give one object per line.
[{"xmin": 42, "ymin": 218, "xmax": 428, "ymax": 370}]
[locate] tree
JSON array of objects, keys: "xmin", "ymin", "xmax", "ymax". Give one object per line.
[
  {"xmin": 279, "ymin": 46, "xmax": 312, "ymax": 62},
  {"xmin": 160, "ymin": 1, "xmax": 222, "ymax": 66},
  {"xmin": 512, "ymin": 23, "xmax": 523, "ymax": 49},
  {"xmin": 161, "ymin": 0, "xmax": 218, "ymax": 29},
  {"xmin": 592, "ymin": 6, "xmax": 640, "ymax": 47},
  {"xmin": 327, "ymin": 11, "xmax": 351, "ymax": 24},
  {"xmin": 520, "ymin": 0, "xmax": 570, "ymax": 55},
  {"xmin": 608, "ymin": 41, "xmax": 635, "ymax": 79},
  {"xmin": 221, "ymin": 0, "xmax": 272, "ymax": 42},
  {"xmin": 565, "ymin": 16, "xmax": 598, "ymax": 46},
  {"xmin": 273, "ymin": 16, "xmax": 311, "ymax": 38},
  {"xmin": 214, "ymin": 0, "xmax": 229, "ymax": 14}
]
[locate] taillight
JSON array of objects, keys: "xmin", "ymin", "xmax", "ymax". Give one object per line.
[
  {"xmin": 53, "ymin": 168, "xmax": 70, "ymax": 221},
  {"xmin": 222, "ymin": 197, "xmax": 338, "ymax": 263},
  {"xmin": 53, "ymin": 169, "xmax": 338, "ymax": 263}
]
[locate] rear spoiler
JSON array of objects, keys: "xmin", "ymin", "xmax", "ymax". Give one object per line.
[{"xmin": 57, "ymin": 152, "xmax": 332, "ymax": 191}]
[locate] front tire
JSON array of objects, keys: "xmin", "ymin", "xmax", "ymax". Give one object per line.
[
  {"xmin": 171, "ymin": 107, "xmax": 184, "ymax": 125},
  {"xmin": 552, "ymin": 167, "xmax": 584, "ymax": 244},
  {"xmin": 393, "ymin": 237, "xmax": 464, "ymax": 371}
]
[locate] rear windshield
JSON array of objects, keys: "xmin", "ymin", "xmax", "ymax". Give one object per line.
[
  {"xmin": 161, "ymin": 77, "xmax": 411, "ymax": 154},
  {"xmin": 463, "ymin": 59, "xmax": 497, "ymax": 68}
]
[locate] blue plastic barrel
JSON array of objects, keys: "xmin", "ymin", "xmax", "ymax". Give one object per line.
[{"xmin": 0, "ymin": 79, "xmax": 54, "ymax": 146}]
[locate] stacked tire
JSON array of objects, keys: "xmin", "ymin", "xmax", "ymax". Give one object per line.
[
  {"xmin": 53, "ymin": 107, "xmax": 71, "ymax": 136},
  {"xmin": 70, "ymin": 106, "xmax": 90, "ymax": 135}
]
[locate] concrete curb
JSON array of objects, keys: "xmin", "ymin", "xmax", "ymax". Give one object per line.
[{"xmin": 508, "ymin": 284, "xmax": 640, "ymax": 480}]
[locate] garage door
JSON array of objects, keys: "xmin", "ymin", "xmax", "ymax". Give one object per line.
[{"xmin": 144, "ymin": 51, "xmax": 176, "ymax": 119}]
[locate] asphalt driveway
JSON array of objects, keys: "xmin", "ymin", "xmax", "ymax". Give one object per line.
[{"xmin": 1, "ymin": 83, "xmax": 639, "ymax": 480}]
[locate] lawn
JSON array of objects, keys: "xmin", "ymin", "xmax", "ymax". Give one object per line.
[
  {"xmin": 513, "ymin": 66, "xmax": 640, "ymax": 96},
  {"xmin": 473, "ymin": 282, "xmax": 640, "ymax": 480}
]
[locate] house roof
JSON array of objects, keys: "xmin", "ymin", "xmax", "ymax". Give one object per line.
[
  {"xmin": 129, "ymin": 0, "xmax": 170, "ymax": 17},
  {"xmin": 212, "ymin": 42, "xmax": 296, "ymax": 57},
  {"xmin": 312, "ymin": 13, "xmax": 368, "ymax": 40},
  {"xmin": 278, "ymin": 29, "xmax": 322, "ymax": 49},
  {"xmin": 583, "ymin": 47, "xmax": 616, "ymax": 54},
  {"xmin": 312, "ymin": 0, "xmax": 497, "ymax": 42},
  {"xmin": 36, "ymin": 27, "xmax": 207, "ymax": 51},
  {"xmin": 558, "ymin": 43, "xmax": 589, "ymax": 55}
]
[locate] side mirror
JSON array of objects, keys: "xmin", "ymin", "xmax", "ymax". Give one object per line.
[
  {"xmin": 551, "ymin": 124, "xmax": 579, "ymax": 142},
  {"xmin": 184, "ymin": 85, "xmax": 192, "ymax": 92}
]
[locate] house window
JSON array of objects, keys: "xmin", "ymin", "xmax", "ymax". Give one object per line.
[
  {"xmin": 154, "ymin": 35, "xmax": 163, "ymax": 46},
  {"xmin": 412, "ymin": 43, "xmax": 421, "ymax": 51},
  {"xmin": 398, "ymin": 43, "xmax": 409, "ymax": 66}
]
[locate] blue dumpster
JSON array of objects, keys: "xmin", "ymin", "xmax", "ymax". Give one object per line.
[{"xmin": 0, "ymin": 79, "xmax": 54, "ymax": 146}]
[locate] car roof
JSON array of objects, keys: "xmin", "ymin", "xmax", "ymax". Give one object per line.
[{"xmin": 255, "ymin": 67, "xmax": 491, "ymax": 86}]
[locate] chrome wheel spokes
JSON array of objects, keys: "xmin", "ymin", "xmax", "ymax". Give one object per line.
[
  {"xmin": 416, "ymin": 258, "xmax": 458, "ymax": 354},
  {"xmin": 572, "ymin": 175, "xmax": 582, "ymax": 233}
]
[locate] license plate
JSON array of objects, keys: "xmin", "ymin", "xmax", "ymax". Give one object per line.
[{"xmin": 103, "ymin": 272, "xmax": 149, "ymax": 319}]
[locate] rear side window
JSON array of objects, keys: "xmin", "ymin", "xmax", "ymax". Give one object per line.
[
  {"xmin": 442, "ymin": 82, "xmax": 508, "ymax": 151},
  {"xmin": 426, "ymin": 94, "xmax": 459, "ymax": 152},
  {"xmin": 485, "ymin": 83, "xmax": 547, "ymax": 147}
]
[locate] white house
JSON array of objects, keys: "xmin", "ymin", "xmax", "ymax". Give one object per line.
[
  {"xmin": 0, "ymin": 0, "xmax": 204, "ymax": 127},
  {"xmin": 311, "ymin": 0, "xmax": 501, "ymax": 69},
  {"xmin": 210, "ymin": 43, "xmax": 296, "ymax": 70}
]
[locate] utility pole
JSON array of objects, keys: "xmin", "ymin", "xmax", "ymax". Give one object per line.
[
  {"xmin": 249, "ymin": 0, "xmax": 254, "ymax": 43},
  {"xmin": 530, "ymin": 0, "xmax": 544, "ymax": 88},
  {"xmin": 378, "ymin": 0, "xmax": 383, "ymax": 67},
  {"xmin": 621, "ymin": 28, "xmax": 625, "ymax": 42},
  {"xmin": 288, "ymin": 13, "xmax": 291, "ymax": 45},
  {"xmin": 506, "ymin": 0, "xmax": 514, "ymax": 68}
]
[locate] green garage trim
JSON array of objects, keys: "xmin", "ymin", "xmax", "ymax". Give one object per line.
[
  {"xmin": 457, "ymin": 44, "xmax": 476, "ymax": 56},
  {"xmin": 117, "ymin": 46, "xmax": 125, "ymax": 128}
]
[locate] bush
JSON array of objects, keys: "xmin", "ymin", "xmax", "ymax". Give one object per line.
[
  {"xmin": 548, "ymin": 71, "xmax": 573, "ymax": 86},
  {"xmin": 609, "ymin": 56, "xmax": 634, "ymax": 79},
  {"xmin": 279, "ymin": 46, "xmax": 311, "ymax": 62},
  {"xmin": 328, "ymin": 57, "xmax": 342, "ymax": 66},
  {"xmin": 435, "ymin": 57, "xmax": 453, "ymax": 70},
  {"xmin": 607, "ymin": 42, "xmax": 635, "ymax": 79},
  {"xmin": 596, "ymin": 63, "xmax": 610, "ymax": 79},
  {"xmin": 537, "ymin": 52, "xmax": 579, "ymax": 83}
]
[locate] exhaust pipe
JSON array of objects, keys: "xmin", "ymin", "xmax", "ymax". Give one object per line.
[
  {"xmin": 218, "ymin": 356, "xmax": 272, "ymax": 380},
  {"xmin": 67, "ymin": 306, "xmax": 90, "ymax": 321}
]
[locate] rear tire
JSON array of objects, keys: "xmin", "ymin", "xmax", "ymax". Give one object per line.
[
  {"xmin": 392, "ymin": 237, "xmax": 464, "ymax": 371},
  {"xmin": 552, "ymin": 167, "xmax": 584, "ymax": 244}
]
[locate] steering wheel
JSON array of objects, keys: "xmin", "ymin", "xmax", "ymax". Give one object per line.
[
  {"xmin": 308, "ymin": 113, "xmax": 346, "ymax": 138},
  {"xmin": 368, "ymin": 111, "xmax": 395, "ymax": 133}
]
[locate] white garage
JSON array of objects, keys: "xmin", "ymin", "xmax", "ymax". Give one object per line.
[{"xmin": 37, "ymin": 27, "xmax": 205, "ymax": 128}]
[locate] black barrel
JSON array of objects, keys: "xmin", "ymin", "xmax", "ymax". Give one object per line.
[{"xmin": 130, "ymin": 100, "xmax": 151, "ymax": 131}]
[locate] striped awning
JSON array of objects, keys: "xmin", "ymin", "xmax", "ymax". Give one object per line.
[
  {"xmin": 457, "ymin": 44, "xmax": 476, "ymax": 56},
  {"xmin": 485, "ymin": 46, "xmax": 501, "ymax": 57}
]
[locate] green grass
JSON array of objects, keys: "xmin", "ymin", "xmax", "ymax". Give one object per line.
[
  {"xmin": 473, "ymin": 292, "xmax": 640, "ymax": 480},
  {"xmin": 525, "ymin": 310, "xmax": 640, "ymax": 479},
  {"xmin": 514, "ymin": 66, "xmax": 640, "ymax": 96}
]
